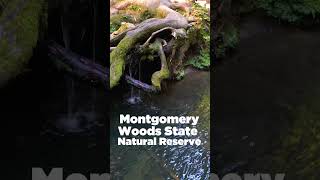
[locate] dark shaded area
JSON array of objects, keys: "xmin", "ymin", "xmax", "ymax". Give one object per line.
[
  {"xmin": 1, "ymin": 0, "xmax": 109, "ymax": 179},
  {"xmin": 213, "ymin": 13, "xmax": 320, "ymax": 177}
]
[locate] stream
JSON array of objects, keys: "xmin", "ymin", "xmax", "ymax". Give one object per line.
[{"xmin": 110, "ymin": 68, "xmax": 210, "ymax": 180}]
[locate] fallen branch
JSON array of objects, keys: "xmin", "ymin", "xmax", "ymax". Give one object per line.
[
  {"xmin": 125, "ymin": 76, "xmax": 158, "ymax": 93},
  {"xmin": 48, "ymin": 41, "xmax": 158, "ymax": 93},
  {"xmin": 48, "ymin": 41, "xmax": 109, "ymax": 86}
]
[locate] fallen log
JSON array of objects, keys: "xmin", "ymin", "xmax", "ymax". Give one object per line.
[
  {"xmin": 48, "ymin": 41, "xmax": 158, "ymax": 93},
  {"xmin": 48, "ymin": 41, "xmax": 109, "ymax": 87},
  {"xmin": 125, "ymin": 76, "xmax": 158, "ymax": 93}
]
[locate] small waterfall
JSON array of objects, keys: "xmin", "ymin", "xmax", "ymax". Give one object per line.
[
  {"xmin": 126, "ymin": 60, "xmax": 142, "ymax": 105},
  {"xmin": 61, "ymin": 12, "xmax": 76, "ymax": 120},
  {"xmin": 66, "ymin": 75, "xmax": 75, "ymax": 119}
]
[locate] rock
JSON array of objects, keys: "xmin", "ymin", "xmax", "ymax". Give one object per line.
[{"xmin": 0, "ymin": 0, "xmax": 46, "ymax": 87}]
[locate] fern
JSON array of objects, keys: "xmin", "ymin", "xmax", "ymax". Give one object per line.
[{"xmin": 258, "ymin": 0, "xmax": 320, "ymax": 23}]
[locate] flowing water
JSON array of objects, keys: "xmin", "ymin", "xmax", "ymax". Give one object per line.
[{"xmin": 110, "ymin": 68, "xmax": 210, "ymax": 180}]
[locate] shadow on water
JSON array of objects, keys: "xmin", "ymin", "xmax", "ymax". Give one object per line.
[
  {"xmin": 214, "ymin": 14, "xmax": 320, "ymax": 175},
  {"xmin": 110, "ymin": 68, "xmax": 210, "ymax": 180}
]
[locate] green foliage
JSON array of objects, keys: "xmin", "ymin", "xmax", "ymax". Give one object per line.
[
  {"xmin": 128, "ymin": 4, "xmax": 142, "ymax": 12},
  {"xmin": 187, "ymin": 50, "xmax": 210, "ymax": 69},
  {"xmin": 186, "ymin": 3, "xmax": 210, "ymax": 69},
  {"xmin": 110, "ymin": 14, "xmax": 134, "ymax": 33},
  {"xmin": 140, "ymin": 10, "xmax": 156, "ymax": 21},
  {"xmin": 216, "ymin": 23, "xmax": 239, "ymax": 58},
  {"xmin": 191, "ymin": 3, "xmax": 210, "ymax": 48},
  {"xmin": 258, "ymin": 0, "xmax": 320, "ymax": 23}
]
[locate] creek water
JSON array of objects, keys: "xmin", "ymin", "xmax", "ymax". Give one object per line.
[
  {"xmin": 214, "ymin": 14, "xmax": 320, "ymax": 175},
  {"xmin": 110, "ymin": 68, "xmax": 210, "ymax": 180}
]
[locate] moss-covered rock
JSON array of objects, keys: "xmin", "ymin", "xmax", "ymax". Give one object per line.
[{"xmin": 0, "ymin": 0, "xmax": 46, "ymax": 87}]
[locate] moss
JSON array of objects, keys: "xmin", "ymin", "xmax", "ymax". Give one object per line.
[
  {"xmin": 191, "ymin": 93, "xmax": 210, "ymax": 132},
  {"xmin": 140, "ymin": 10, "xmax": 156, "ymax": 21},
  {"xmin": 150, "ymin": 40, "xmax": 170, "ymax": 90},
  {"xmin": 151, "ymin": 68, "xmax": 170, "ymax": 90},
  {"xmin": 117, "ymin": 4, "xmax": 152, "ymax": 23},
  {"xmin": 111, "ymin": 3, "xmax": 166, "ymax": 28},
  {"xmin": 188, "ymin": 92, "xmax": 210, "ymax": 150},
  {"xmin": 110, "ymin": 14, "xmax": 135, "ymax": 33},
  {"xmin": 111, "ymin": 22, "xmax": 135, "ymax": 38},
  {"xmin": 0, "ymin": 0, "xmax": 45, "ymax": 86},
  {"xmin": 110, "ymin": 37, "xmax": 136, "ymax": 88},
  {"xmin": 267, "ymin": 93, "xmax": 320, "ymax": 179}
]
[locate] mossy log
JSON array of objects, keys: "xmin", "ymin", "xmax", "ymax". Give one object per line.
[
  {"xmin": 110, "ymin": 5, "xmax": 189, "ymax": 89},
  {"xmin": 0, "ymin": 0, "xmax": 46, "ymax": 87},
  {"xmin": 48, "ymin": 41, "xmax": 158, "ymax": 93}
]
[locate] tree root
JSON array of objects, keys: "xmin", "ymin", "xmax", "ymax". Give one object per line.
[
  {"xmin": 150, "ymin": 38, "xmax": 170, "ymax": 90},
  {"xmin": 110, "ymin": 4, "xmax": 189, "ymax": 89}
]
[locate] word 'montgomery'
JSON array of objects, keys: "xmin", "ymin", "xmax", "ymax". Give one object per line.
[{"xmin": 120, "ymin": 114, "xmax": 199, "ymax": 126}]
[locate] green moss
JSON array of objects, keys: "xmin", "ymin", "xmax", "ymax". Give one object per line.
[
  {"xmin": 150, "ymin": 40, "xmax": 170, "ymax": 90},
  {"xmin": 191, "ymin": 93, "xmax": 210, "ymax": 132},
  {"xmin": 110, "ymin": 14, "xmax": 134, "ymax": 33},
  {"xmin": 188, "ymin": 92, "xmax": 210, "ymax": 150},
  {"xmin": 151, "ymin": 67, "xmax": 169, "ymax": 90},
  {"xmin": 110, "ymin": 37, "xmax": 136, "ymax": 88},
  {"xmin": 140, "ymin": 10, "xmax": 156, "ymax": 21},
  {"xmin": 269, "ymin": 93, "xmax": 320, "ymax": 179},
  {"xmin": 0, "ymin": 0, "xmax": 45, "ymax": 86}
]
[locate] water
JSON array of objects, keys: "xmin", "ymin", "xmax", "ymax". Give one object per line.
[
  {"xmin": 214, "ymin": 14, "xmax": 320, "ymax": 174},
  {"xmin": 110, "ymin": 69, "xmax": 210, "ymax": 180}
]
